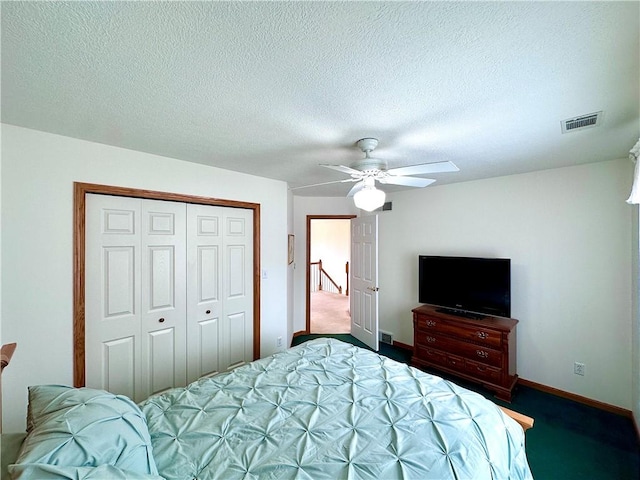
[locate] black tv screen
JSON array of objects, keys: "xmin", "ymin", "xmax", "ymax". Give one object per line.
[{"xmin": 418, "ymin": 255, "xmax": 511, "ymax": 318}]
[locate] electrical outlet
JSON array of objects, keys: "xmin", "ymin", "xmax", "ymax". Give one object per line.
[
  {"xmin": 574, "ymin": 362, "xmax": 585, "ymax": 376},
  {"xmin": 277, "ymin": 336, "xmax": 283, "ymax": 348}
]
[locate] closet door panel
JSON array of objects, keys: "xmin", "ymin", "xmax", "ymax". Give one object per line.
[
  {"xmin": 148, "ymin": 246, "xmax": 176, "ymax": 310},
  {"xmin": 222, "ymin": 209, "xmax": 254, "ymax": 372},
  {"xmin": 86, "ymin": 195, "xmax": 141, "ymax": 401},
  {"xmin": 194, "ymin": 246, "xmax": 221, "ymax": 377},
  {"xmin": 224, "ymin": 312, "xmax": 247, "ymax": 370},
  {"xmin": 197, "ymin": 318, "xmax": 220, "ymax": 378},
  {"xmin": 187, "ymin": 205, "xmax": 223, "ymax": 383},
  {"xmin": 148, "ymin": 327, "xmax": 177, "ymax": 395},
  {"xmin": 227, "ymin": 245, "xmax": 246, "ymax": 298},
  {"xmin": 104, "ymin": 247, "xmax": 136, "ymax": 317},
  {"xmin": 198, "ymin": 246, "xmax": 220, "ymax": 305},
  {"xmin": 102, "ymin": 336, "xmax": 136, "ymax": 398},
  {"xmin": 141, "ymin": 200, "xmax": 187, "ymax": 398}
]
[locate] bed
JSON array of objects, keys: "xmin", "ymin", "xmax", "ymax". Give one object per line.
[{"xmin": 6, "ymin": 338, "xmax": 533, "ymax": 479}]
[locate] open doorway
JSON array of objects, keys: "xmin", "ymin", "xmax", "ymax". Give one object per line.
[{"xmin": 306, "ymin": 215, "xmax": 355, "ymax": 334}]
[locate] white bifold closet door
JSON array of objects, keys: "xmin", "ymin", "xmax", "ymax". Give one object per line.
[
  {"xmin": 85, "ymin": 194, "xmax": 253, "ymax": 402},
  {"xmin": 186, "ymin": 204, "xmax": 253, "ymax": 384}
]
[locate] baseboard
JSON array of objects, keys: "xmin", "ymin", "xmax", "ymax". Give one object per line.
[
  {"xmin": 392, "ymin": 340, "xmax": 413, "ymax": 353},
  {"xmin": 518, "ymin": 378, "xmax": 633, "ymax": 418}
]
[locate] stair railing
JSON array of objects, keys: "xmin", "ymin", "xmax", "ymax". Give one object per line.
[{"xmin": 310, "ymin": 259, "xmax": 343, "ymax": 294}]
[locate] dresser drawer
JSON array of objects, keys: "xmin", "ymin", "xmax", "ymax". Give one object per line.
[
  {"xmin": 453, "ymin": 340, "xmax": 502, "ymax": 367},
  {"xmin": 415, "ymin": 345, "xmax": 447, "ymax": 368},
  {"xmin": 415, "ymin": 330, "xmax": 441, "ymax": 348},
  {"xmin": 414, "ymin": 346, "xmax": 465, "ymax": 372},
  {"xmin": 415, "ymin": 315, "xmax": 502, "ymax": 349},
  {"xmin": 417, "ymin": 332, "xmax": 502, "ymax": 367},
  {"xmin": 445, "ymin": 353, "xmax": 464, "ymax": 370},
  {"xmin": 465, "ymin": 359, "xmax": 502, "ymax": 384}
]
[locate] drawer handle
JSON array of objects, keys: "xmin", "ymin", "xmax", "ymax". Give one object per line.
[
  {"xmin": 426, "ymin": 320, "xmax": 436, "ymax": 327},
  {"xmin": 476, "ymin": 331, "xmax": 489, "ymax": 339},
  {"xmin": 426, "ymin": 336, "xmax": 436, "ymax": 343},
  {"xmin": 476, "ymin": 350, "xmax": 489, "ymax": 358},
  {"xmin": 159, "ymin": 318, "xmax": 165, "ymax": 323},
  {"xmin": 206, "ymin": 310, "xmax": 211, "ymax": 314}
]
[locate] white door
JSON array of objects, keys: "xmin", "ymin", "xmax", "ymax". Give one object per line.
[
  {"xmin": 86, "ymin": 195, "xmax": 188, "ymax": 401},
  {"xmin": 185, "ymin": 205, "xmax": 253, "ymax": 382},
  {"xmin": 350, "ymin": 215, "xmax": 379, "ymax": 351},
  {"xmin": 87, "ymin": 195, "xmax": 253, "ymax": 400},
  {"xmin": 221, "ymin": 208, "xmax": 254, "ymax": 372},
  {"xmin": 140, "ymin": 200, "xmax": 187, "ymax": 398},
  {"xmin": 86, "ymin": 194, "xmax": 141, "ymax": 400},
  {"xmin": 186, "ymin": 204, "xmax": 223, "ymax": 382}
]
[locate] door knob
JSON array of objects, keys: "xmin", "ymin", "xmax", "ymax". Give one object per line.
[{"xmin": 366, "ymin": 286, "xmax": 379, "ymax": 292}]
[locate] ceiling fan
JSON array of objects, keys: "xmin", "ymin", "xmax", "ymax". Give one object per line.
[{"xmin": 293, "ymin": 138, "xmax": 459, "ymax": 211}]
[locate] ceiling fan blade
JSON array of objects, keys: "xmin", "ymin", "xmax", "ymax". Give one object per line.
[
  {"xmin": 379, "ymin": 176, "xmax": 436, "ymax": 188},
  {"xmin": 386, "ymin": 161, "xmax": 459, "ymax": 176},
  {"xmin": 347, "ymin": 181, "xmax": 365, "ymax": 197},
  {"xmin": 289, "ymin": 178, "xmax": 358, "ymax": 190},
  {"xmin": 320, "ymin": 164, "xmax": 362, "ymax": 176}
]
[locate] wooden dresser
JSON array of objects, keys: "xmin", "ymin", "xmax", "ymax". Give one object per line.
[{"xmin": 411, "ymin": 304, "xmax": 518, "ymax": 401}]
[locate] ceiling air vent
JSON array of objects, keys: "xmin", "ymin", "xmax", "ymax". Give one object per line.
[{"xmin": 561, "ymin": 111, "xmax": 603, "ymax": 133}]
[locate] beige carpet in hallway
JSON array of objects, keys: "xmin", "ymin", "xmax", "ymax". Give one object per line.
[{"xmin": 310, "ymin": 290, "xmax": 350, "ymax": 333}]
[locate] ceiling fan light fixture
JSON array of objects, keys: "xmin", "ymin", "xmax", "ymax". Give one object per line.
[{"xmin": 353, "ymin": 185, "xmax": 386, "ymax": 211}]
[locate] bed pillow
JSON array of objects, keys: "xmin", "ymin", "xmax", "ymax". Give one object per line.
[{"xmin": 11, "ymin": 385, "xmax": 158, "ymax": 476}]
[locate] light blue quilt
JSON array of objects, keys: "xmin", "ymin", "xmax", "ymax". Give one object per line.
[{"xmin": 140, "ymin": 338, "xmax": 533, "ymax": 479}]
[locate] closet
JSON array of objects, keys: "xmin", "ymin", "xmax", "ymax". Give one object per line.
[{"xmin": 84, "ymin": 194, "xmax": 253, "ymax": 402}]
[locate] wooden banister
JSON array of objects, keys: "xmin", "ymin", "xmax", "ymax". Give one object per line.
[{"xmin": 310, "ymin": 259, "xmax": 344, "ymax": 295}]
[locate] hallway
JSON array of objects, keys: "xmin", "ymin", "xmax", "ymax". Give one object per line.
[{"xmin": 310, "ymin": 290, "xmax": 350, "ymax": 333}]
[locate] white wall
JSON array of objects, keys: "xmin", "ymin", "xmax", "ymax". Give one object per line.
[
  {"xmin": 1, "ymin": 125, "xmax": 289, "ymax": 432},
  {"xmin": 379, "ymin": 159, "xmax": 633, "ymax": 409},
  {"xmin": 292, "ymin": 197, "xmax": 357, "ymax": 334},
  {"xmin": 287, "ymin": 190, "xmax": 295, "ymax": 350}
]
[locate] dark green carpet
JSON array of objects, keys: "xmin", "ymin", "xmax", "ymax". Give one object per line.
[{"xmin": 292, "ymin": 334, "xmax": 640, "ymax": 480}]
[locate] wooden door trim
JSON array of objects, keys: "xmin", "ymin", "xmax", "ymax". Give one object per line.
[
  {"xmin": 305, "ymin": 215, "xmax": 356, "ymax": 334},
  {"xmin": 73, "ymin": 182, "xmax": 261, "ymax": 388}
]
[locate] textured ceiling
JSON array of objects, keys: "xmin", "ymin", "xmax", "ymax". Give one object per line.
[{"xmin": 2, "ymin": 1, "xmax": 639, "ymax": 196}]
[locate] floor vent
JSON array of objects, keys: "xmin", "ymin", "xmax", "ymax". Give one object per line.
[
  {"xmin": 561, "ymin": 111, "xmax": 602, "ymax": 133},
  {"xmin": 379, "ymin": 331, "xmax": 393, "ymax": 345}
]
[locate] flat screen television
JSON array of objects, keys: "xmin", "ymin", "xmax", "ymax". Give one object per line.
[{"xmin": 418, "ymin": 255, "xmax": 511, "ymax": 318}]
